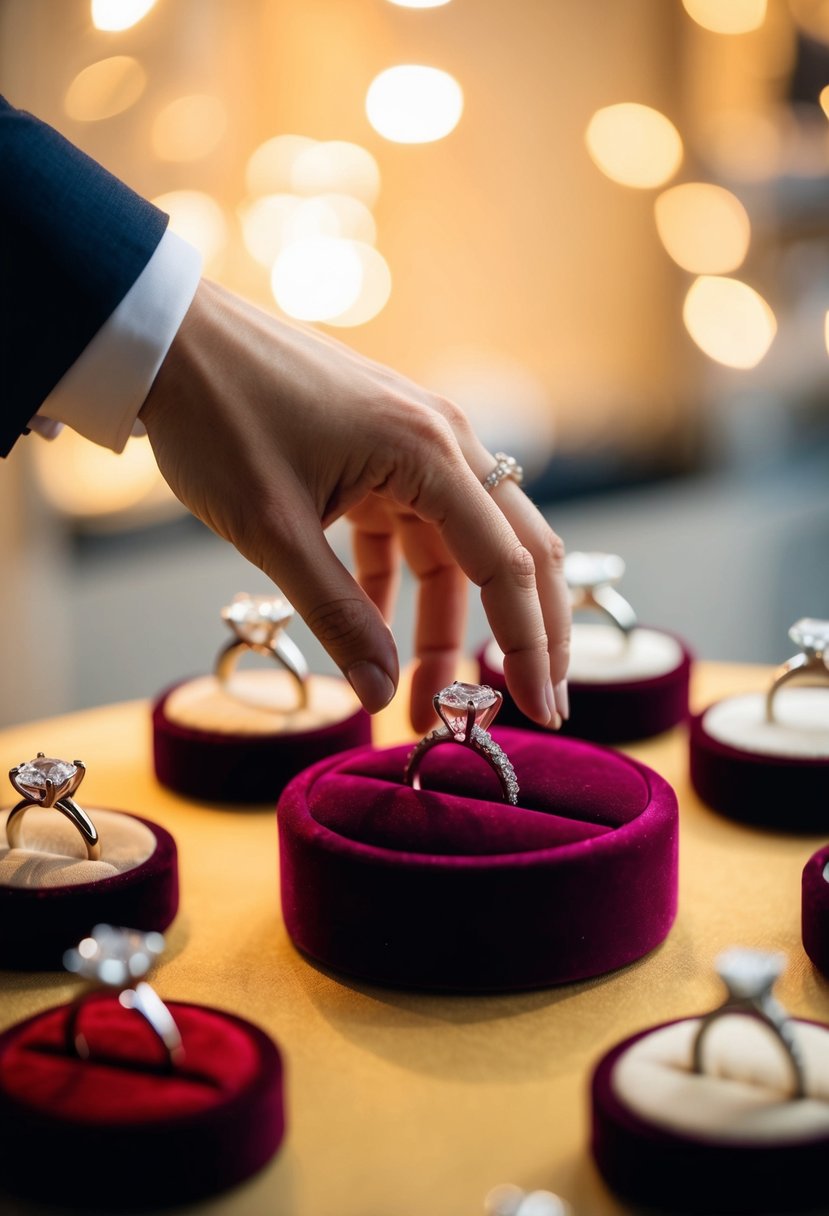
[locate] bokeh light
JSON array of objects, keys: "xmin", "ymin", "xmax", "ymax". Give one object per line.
[
  {"xmin": 654, "ymin": 183, "xmax": 751, "ymax": 274},
  {"xmin": 683, "ymin": 276, "xmax": 776, "ymax": 368},
  {"xmin": 64, "ymin": 56, "xmax": 146, "ymax": 121},
  {"xmin": 271, "ymin": 237, "xmax": 364, "ymax": 321},
  {"xmin": 325, "ymin": 245, "xmax": 392, "ymax": 327},
  {"xmin": 91, "ymin": 0, "xmax": 156, "ymax": 31},
  {"xmin": 681, "ymin": 0, "xmax": 766, "ymax": 34},
  {"xmin": 245, "ymin": 134, "xmax": 317, "ymax": 196},
  {"xmin": 585, "ymin": 103, "xmax": 682, "ymax": 188},
  {"xmin": 291, "ymin": 141, "xmax": 381, "ymax": 206},
  {"xmin": 152, "ymin": 190, "xmax": 227, "ymax": 270},
  {"xmin": 366, "ymin": 65, "xmax": 463, "ymax": 143},
  {"xmin": 151, "ymin": 94, "xmax": 227, "ymax": 162}
]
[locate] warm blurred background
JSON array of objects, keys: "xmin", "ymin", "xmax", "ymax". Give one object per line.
[{"xmin": 1, "ymin": 0, "xmax": 828, "ymax": 727}]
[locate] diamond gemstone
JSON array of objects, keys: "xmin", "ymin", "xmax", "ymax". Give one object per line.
[
  {"xmin": 715, "ymin": 947, "xmax": 785, "ymax": 1001},
  {"xmin": 437, "ymin": 682, "xmax": 497, "ymax": 734},
  {"xmin": 15, "ymin": 756, "xmax": 76, "ymax": 797},
  {"xmin": 564, "ymin": 551, "xmax": 625, "ymax": 590},
  {"xmin": 789, "ymin": 617, "xmax": 829, "ymax": 656},
  {"xmin": 64, "ymin": 924, "xmax": 165, "ymax": 988},
  {"xmin": 222, "ymin": 592, "xmax": 293, "ymax": 645}
]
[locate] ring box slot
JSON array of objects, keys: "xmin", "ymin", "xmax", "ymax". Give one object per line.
[
  {"xmin": 0, "ymin": 808, "xmax": 178, "ymax": 969},
  {"xmin": 277, "ymin": 727, "xmax": 678, "ymax": 991}
]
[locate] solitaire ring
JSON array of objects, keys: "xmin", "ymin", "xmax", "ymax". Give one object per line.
[
  {"xmin": 64, "ymin": 925, "xmax": 183, "ymax": 1072},
  {"xmin": 6, "ymin": 753, "xmax": 100, "ymax": 861},
  {"xmin": 404, "ymin": 682, "xmax": 519, "ymax": 805},
  {"xmin": 215, "ymin": 591, "xmax": 309, "ymax": 710},
  {"xmin": 766, "ymin": 618, "xmax": 829, "ymax": 723},
  {"xmin": 483, "ymin": 452, "xmax": 524, "ymax": 493},
  {"xmin": 565, "ymin": 551, "xmax": 638, "ymax": 636},
  {"xmin": 691, "ymin": 948, "xmax": 805, "ymax": 1099}
]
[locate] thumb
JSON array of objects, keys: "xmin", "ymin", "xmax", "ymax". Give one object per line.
[{"xmin": 260, "ymin": 510, "xmax": 399, "ymax": 714}]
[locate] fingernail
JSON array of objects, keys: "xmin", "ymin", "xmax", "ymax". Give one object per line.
[
  {"xmin": 544, "ymin": 679, "xmax": 562, "ymax": 730},
  {"xmin": 554, "ymin": 678, "xmax": 570, "ymax": 721},
  {"xmin": 347, "ymin": 662, "xmax": 395, "ymax": 713}
]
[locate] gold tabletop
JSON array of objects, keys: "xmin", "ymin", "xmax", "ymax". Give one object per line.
[{"xmin": 0, "ymin": 662, "xmax": 826, "ymax": 1216}]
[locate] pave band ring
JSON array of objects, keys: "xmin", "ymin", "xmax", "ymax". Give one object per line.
[
  {"xmin": 64, "ymin": 925, "xmax": 183, "ymax": 1072},
  {"xmin": 216, "ymin": 591, "xmax": 309, "ymax": 711},
  {"xmin": 6, "ymin": 753, "xmax": 100, "ymax": 861},
  {"xmin": 766, "ymin": 618, "xmax": 829, "ymax": 724},
  {"xmin": 565, "ymin": 551, "xmax": 638, "ymax": 636},
  {"xmin": 404, "ymin": 682, "xmax": 519, "ymax": 805},
  {"xmin": 691, "ymin": 948, "xmax": 805, "ymax": 1099},
  {"xmin": 483, "ymin": 452, "xmax": 524, "ymax": 493}
]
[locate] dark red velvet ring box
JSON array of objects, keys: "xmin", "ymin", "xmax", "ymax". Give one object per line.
[
  {"xmin": 0, "ymin": 999, "xmax": 285, "ymax": 1210},
  {"xmin": 0, "ymin": 811, "xmax": 178, "ymax": 970},
  {"xmin": 802, "ymin": 844, "xmax": 829, "ymax": 977},
  {"xmin": 690, "ymin": 711, "xmax": 829, "ymax": 832},
  {"xmin": 277, "ymin": 727, "xmax": 678, "ymax": 991},
  {"xmin": 153, "ymin": 679, "xmax": 371, "ymax": 803},
  {"xmin": 476, "ymin": 633, "xmax": 693, "ymax": 744},
  {"xmin": 592, "ymin": 1018, "xmax": 829, "ymax": 1214}
]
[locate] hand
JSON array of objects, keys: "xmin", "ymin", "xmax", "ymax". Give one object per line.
[{"xmin": 140, "ymin": 279, "xmax": 570, "ymax": 732}]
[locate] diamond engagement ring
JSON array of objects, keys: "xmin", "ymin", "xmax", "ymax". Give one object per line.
[
  {"xmin": 691, "ymin": 948, "xmax": 805, "ymax": 1099},
  {"xmin": 64, "ymin": 924, "xmax": 183, "ymax": 1072},
  {"xmin": 215, "ymin": 591, "xmax": 309, "ymax": 710},
  {"xmin": 5, "ymin": 753, "xmax": 100, "ymax": 861},
  {"xmin": 565, "ymin": 551, "xmax": 638, "ymax": 636},
  {"xmin": 404, "ymin": 682, "xmax": 519, "ymax": 805},
  {"xmin": 766, "ymin": 618, "xmax": 829, "ymax": 723},
  {"xmin": 483, "ymin": 452, "xmax": 524, "ymax": 493}
]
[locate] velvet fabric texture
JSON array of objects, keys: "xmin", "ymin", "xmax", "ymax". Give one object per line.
[
  {"xmin": 802, "ymin": 844, "xmax": 829, "ymax": 978},
  {"xmin": 477, "ymin": 637, "xmax": 692, "ymax": 743},
  {"xmin": 277, "ymin": 728, "xmax": 678, "ymax": 991},
  {"xmin": 690, "ymin": 712, "xmax": 829, "ymax": 832},
  {"xmin": 152, "ymin": 681, "xmax": 371, "ymax": 803},
  {"xmin": 0, "ymin": 1000, "xmax": 285, "ymax": 1210},
  {"xmin": 0, "ymin": 814, "xmax": 178, "ymax": 970},
  {"xmin": 592, "ymin": 1021, "xmax": 829, "ymax": 1214}
]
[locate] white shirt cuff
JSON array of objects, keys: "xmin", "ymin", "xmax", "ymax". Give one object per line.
[{"xmin": 34, "ymin": 229, "xmax": 202, "ymax": 452}]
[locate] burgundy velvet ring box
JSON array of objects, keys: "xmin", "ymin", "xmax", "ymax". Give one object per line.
[
  {"xmin": 0, "ymin": 998, "xmax": 285, "ymax": 1209},
  {"xmin": 0, "ymin": 807, "xmax": 178, "ymax": 969},
  {"xmin": 277, "ymin": 727, "xmax": 678, "ymax": 991},
  {"xmin": 690, "ymin": 688, "xmax": 829, "ymax": 831},
  {"xmin": 802, "ymin": 844, "xmax": 829, "ymax": 977},
  {"xmin": 477, "ymin": 624, "xmax": 693, "ymax": 743},
  {"xmin": 592, "ymin": 1014, "xmax": 829, "ymax": 1214},
  {"xmin": 153, "ymin": 670, "xmax": 371, "ymax": 803}
]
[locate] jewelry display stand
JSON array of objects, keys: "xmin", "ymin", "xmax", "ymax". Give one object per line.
[
  {"xmin": 0, "ymin": 806, "xmax": 178, "ymax": 968},
  {"xmin": 477, "ymin": 625, "xmax": 693, "ymax": 743},
  {"xmin": 591, "ymin": 947, "xmax": 829, "ymax": 1216},
  {"xmin": 802, "ymin": 844, "xmax": 829, "ymax": 977},
  {"xmin": 0, "ymin": 998, "xmax": 285, "ymax": 1209},
  {"xmin": 690, "ymin": 691, "xmax": 829, "ymax": 831},
  {"xmin": 277, "ymin": 727, "xmax": 678, "ymax": 991}
]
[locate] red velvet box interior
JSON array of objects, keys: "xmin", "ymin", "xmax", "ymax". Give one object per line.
[
  {"xmin": 477, "ymin": 636, "xmax": 692, "ymax": 743},
  {"xmin": 0, "ymin": 812, "xmax": 178, "ymax": 970},
  {"xmin": 690, "ymin": 711, "xmax": 829, "ymax": 832},
  {"xmin": 153, "ymin": 680, "xmax": 371, "ymax": 803},
  {"xmin": 0, "ymin": 998, "xmax": 285, "ymax": 1210},
  {"xmin": 803, "ymin": 844, "xmax": 829, "ymax": 978},
  {"xmin": 591, "ymin": 1019, "xmax": 829, "ymax": 1215},
  {"xmin": 277, "ymin": 727, "xmax": 678, "ymax": 991}
]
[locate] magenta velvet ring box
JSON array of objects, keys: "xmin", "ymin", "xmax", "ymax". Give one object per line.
[
  {"xmin": 591, "ymin": 984, "xmax": 829, "ymax": 1215},
  {"xmin": 0, "ymin": 1000, "xmax": 285, "ymax": 1209},
  {"xmin": 802, "ymin": 844, "xmax": 829, "ymax": 978},
  {"xmin": 277, "ymin": 727, "xmax": 678, "ymax": 991},
  {"xmin": 477, "ymin": 626, "xmax": 693, "ymax": 743},
  {"xmin": 0, "ymin": 805, "xmax": 178, "ymax": 969}
]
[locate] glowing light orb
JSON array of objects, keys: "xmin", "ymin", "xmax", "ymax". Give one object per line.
[
  {"xmin": 683, "ymin": 276, "xmax": 776, "ymax": 369},
  {"xmin": 151, "ymin": 94, "xmax": 227, "ymax": 162},
  {"xmin": 586, "ymin": 103, "xmax": 682, "ymax": 188},
  {"xmin": 65, "ymin": 56, "xmax": 146, "ymax": 122},
  {"xmin": 366, "ymin": 65, "xmax": 463, "ymax": 144},
  {"xmin": 246, "ymin": 134, "xmax": 317, "ymax": 197},
  {"xmin": 152, "ymin": 190, "xmax": 226, "ymax": 269},
  {"xmin": 291, "ymin": 141, "xmax": 381, "ymax": 206},
  {"xmin": 271, "ymin": 237, "xmax": 364, "ymax": 322},
  {"xmin": 91, "ymin": 0, "xmax": 156, "ymax": 31},
  {"xmin": 681, "ymin": 0, "xmax": 766, "ymax": 34},
  {"xmin": 655, "ymin": 183, "xmax": 751, "ymax": 274}
]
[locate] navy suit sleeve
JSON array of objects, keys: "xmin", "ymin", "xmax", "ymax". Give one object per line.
[{"xmin": 0, "ymin": 96, "xmax": 169, "ymax": 457}]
